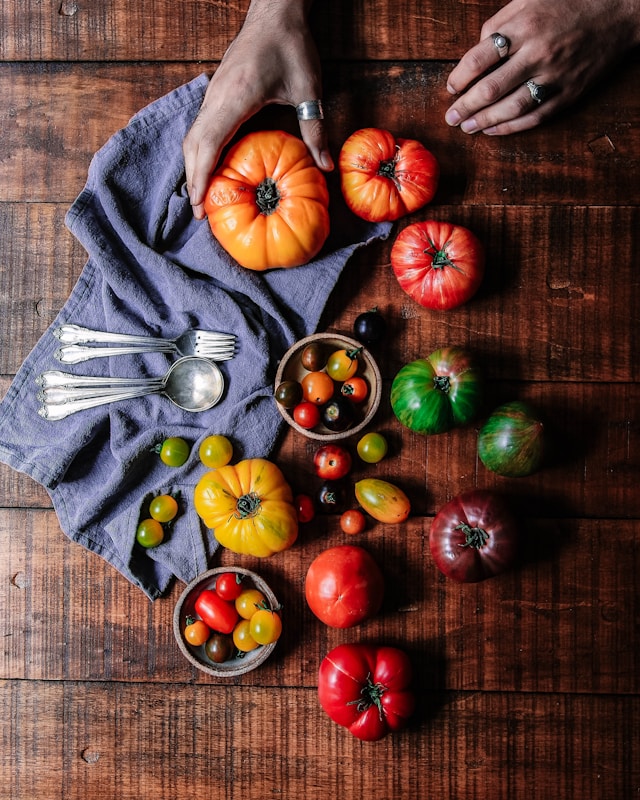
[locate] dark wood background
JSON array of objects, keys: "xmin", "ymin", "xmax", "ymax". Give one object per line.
[{"xmin": 1, "ymin": 2, "xmax": 638, "ymax": 798}]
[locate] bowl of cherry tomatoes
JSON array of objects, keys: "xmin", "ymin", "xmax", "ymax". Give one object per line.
[
  {"xmin": 173, "ymin": 566, "xmax": 281, "ymax": 677},
  {"xmin": 274, "ymin": 333, "xmax": 382, "ymax": 441}
]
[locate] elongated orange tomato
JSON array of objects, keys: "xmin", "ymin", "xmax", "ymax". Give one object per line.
[
  {"xmin": 204, "ymin": 130, "xmax": 330, "ymax": 271},
  {"xmin": 193, "ymin": 458, "xmax": 298, "ymax": 557},
  {"xmin": 339, "ymin": 127, "xmax": 439, "ymax": 223}
]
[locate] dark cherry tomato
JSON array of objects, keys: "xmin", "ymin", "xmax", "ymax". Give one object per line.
[
  {"xmin": 194, "ymin": 589, "xmax": 239, "ymax": 634},
  {"xmin": 293, "ymin": 401, "xmax": 321, "ymax": 429},
  {"xmin": 205, "ymin": 633, "xmax": 235, "ymax": 663},
  {"xmin": 301, "ymin": 341, "xmax": 327, "ymax": 371},
  {"xmin": 314, "ymin": 444, "xmax": 353, "ymax": 481},
  {"xmin": 275, "ymin": 380, "xmax": 303, "ymax": 409},
  {"xmin": 353, "ymin": 307, "xmax": 386, "ymax": 345},
  {"xmin": 215, "ymin": 571, "xmax": 245, "ymax": 601},
  {"xmin": 322, "ymin": 397, "xmax": 355, "ymax": 432},
  {"xmin": 340, "ymin": 376, "xmax": 369, "ymax": 403},
  {"xmin": 295, "ymin": 493, "xmax": 316, "ymax": 523},
  {"xmin": 318, "ymin": 481, "xmax": 346, "ymax": 513}
]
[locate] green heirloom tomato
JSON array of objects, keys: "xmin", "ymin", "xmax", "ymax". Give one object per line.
[
  {"xmin": 390, "ymin": 347, "xmax": 482, "ymax": 435},
  {"xmin": 478, "ymin": 401, "xmax": 544, "ymax": 477}
]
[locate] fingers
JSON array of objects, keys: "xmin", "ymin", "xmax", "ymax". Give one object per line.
[{"xmin": 297, "ymin": 113, "xmax": 334, "ymax": 171}]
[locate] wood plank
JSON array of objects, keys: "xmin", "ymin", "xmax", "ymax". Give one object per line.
[
  {"xmin": 2, "ymin": 509, "xmax": 638, "ymax": 694},
  {"xmin": 2, "ymin": 679, "xmax": 638, "ymax": 800},
  {"xmin": 1, "ymin": 62, "xmax": 639, "ymax": 206}
]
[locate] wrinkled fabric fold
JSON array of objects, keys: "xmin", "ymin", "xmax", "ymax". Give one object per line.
[{"xmin": 0, "ymin": 74, "xmax": 391, "ymax": 598}]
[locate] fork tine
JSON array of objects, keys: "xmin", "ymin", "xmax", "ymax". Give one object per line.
[{"xmin": 194, "ymin": 331, "xmax": 236, "ymax": 342}]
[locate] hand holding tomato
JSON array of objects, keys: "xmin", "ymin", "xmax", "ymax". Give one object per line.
[{"xmin": 318, "ymin": 643, "xmax": 415, "ymax": 741}]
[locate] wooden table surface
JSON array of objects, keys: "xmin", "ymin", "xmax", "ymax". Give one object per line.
[{"xmin": 1, "ymin": 2, "xmax": 639, "ymax": 798}]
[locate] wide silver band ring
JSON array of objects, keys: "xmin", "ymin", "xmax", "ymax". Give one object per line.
[
  {"xmin": 296, "ymin": 100, "xmax": 324, "ymax": 121},
  {"xmin": 491, "ymin": 32, "xmax": 510, "ymax": 58},
  {"xmin": 525, "ymin": 79, "xmax": 547, "ymax": 104}
]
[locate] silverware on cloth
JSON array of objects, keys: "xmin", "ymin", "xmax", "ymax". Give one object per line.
[
  {"xmin": 36, "ymin": 356, "xmax": 225, "ymax": 420},
  {"xmin": 53, "ymin": 324, "xmax": 237, "ymax": 363}
]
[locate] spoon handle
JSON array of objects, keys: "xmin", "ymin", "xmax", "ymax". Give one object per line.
[
  {"xmin": 38, "ymin": 387, "xmax": 159, "ymax": 420},
  {"xmin": 36, "ymin": 370, "xmax": 163, "ymax": 389},
  {"xmin": 38, "ymin": 384, "xmax": 163, "ymax": 404},
  {"xmin": 55, "ymin": 343, "xmax": 175, "ymax": 364}
]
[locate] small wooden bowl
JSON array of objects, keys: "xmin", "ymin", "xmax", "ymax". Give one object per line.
[
  {"xmin": 173, "ymin": 567, "xmax": 279, "ymax": 678},
  {"xmin": 274, "ymin": 333, "xmax": 382, "ymax": 441}
]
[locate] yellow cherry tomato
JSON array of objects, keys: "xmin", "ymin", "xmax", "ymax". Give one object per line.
[
  {"xmin": 233, "ymin": 619, "xmax": 259, "ymax": 652},
  {"xmin": 198, "ymin": 434, "xmax": 234, "ymax": 468},
  {"xmin": 235, "ymin": 588, "xmax": 267, "ymax": 619},
  {"xmin": 249, "ymin": 609, "xmax": 283, "ymax": 645}
]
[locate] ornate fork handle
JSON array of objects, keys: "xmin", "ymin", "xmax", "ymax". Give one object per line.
[
  {"xmin": 54, "ymin": 324, "xmax": 172, "ymax": 347},
  {"xmin": 55, "ymin": 343, "xmax": 175, "ymax": 364}
]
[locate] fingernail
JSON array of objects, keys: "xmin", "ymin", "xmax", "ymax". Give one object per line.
[
  {"xmin": 483, "ymin": 126, "xmax": 498, "ymax": 135},
  {"xmin": 446, "ymin": 83, "xmax": 457, "ymax": 95},
  {"xmin": 461, "ymin": 118, "xmax": 479, "ymax": 134},
  {"xmin": 445, "ymin": 109, "xmax": 461, "ymax": 126},
  {"xmin": 319, "ymin": 150, "xmax": 334, "ymax": 171}
]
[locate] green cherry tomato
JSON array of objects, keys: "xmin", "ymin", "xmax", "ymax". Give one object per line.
[
  {"xmin": 199, "ymin": 434, "xmax": 233, "ymax": 468},
  {"xmin": 136, "ymin": 518, "xmax": 165, "ymax": 548},
  {"xmin": 158, "ymin": 437, "xmax": 190, "ymax": 467},
  {"xmin": 356, "ymin": 432, "xmax": 388, "ymax": 463},
  {"xmin": 149, "ymin": 494, "xmax": 179, "ymax": 522}
]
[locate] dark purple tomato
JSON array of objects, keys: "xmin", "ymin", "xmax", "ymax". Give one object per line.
[
  {"xmin": 321, "ymin": 397, "xmax": 355, "ymax": 432},
  {"xmin": 318, "ymin": 481, "xmax": 347, "ymax": 513},
  {"xmin": 353, "ymin": 308, "xmax": 386, "ymax": 345}
]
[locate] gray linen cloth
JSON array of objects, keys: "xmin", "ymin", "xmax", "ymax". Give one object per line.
[{"xmin": 0, "ymin": 75, "xmax": 391, "ymax": 599}]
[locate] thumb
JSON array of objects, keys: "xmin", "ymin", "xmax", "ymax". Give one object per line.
[{"xmin": 298, "ymin": 113, "xmax": 334, "ymax": 172}]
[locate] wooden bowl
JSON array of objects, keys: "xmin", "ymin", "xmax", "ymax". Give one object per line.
[
  {"xmin": 173, "ymin": 567, "xmax": 279, "ymax": 678},
  {"xmin": 274, "ymin": 333, "xmax": 382, "ymax": 441}
]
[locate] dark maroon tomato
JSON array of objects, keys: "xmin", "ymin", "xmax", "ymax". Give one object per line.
[
  {"xmin": 204, "ymin": 633, "xmax": 234, "ymax": 664},
  {"xmin": 275, "ymin": 380, "xmax": 303, "ymax": 409},
  {"xmin": 314, "ymin": 444, "xmax": 352, "ymax": 481},
  {"xmin": 321, "ymin": 397, "xmax": 355, "ymax": 432},
  {"xmin": 295, "ymin": 493, "xmax": 316, "ymax": 523},
  {"xmin": 429, "ymin": 490, "xmax": 519, "ymax": 582},
  {"xmin": 318, "ymin": 481, "xmax": 346, "ymax": 513},
  {"xmin": 353, "ymin": 307, "xmax": 386, "ymax": 345},
  {"xmin": 301, "ymin": 341, "xmax": 328, "ymax": 371}
]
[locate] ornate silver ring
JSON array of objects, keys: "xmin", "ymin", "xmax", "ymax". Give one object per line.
[
  {"xmin": 525, "ymin": 79, "xmax": 547, "ymax": 104},
  {"xmin": 491, "ymin": 32, "xmax": 510, "ymax": 59},
  {"xmin": 296, "ymin": 100, "xmax": 324, "ymax": 121}
]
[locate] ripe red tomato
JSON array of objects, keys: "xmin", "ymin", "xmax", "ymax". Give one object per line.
[
  {"xmin": 429, "ymin": 489, "xmax": 519, "ymax": 582},
  {"xmin": 318, "ymin": 643, "xmax": 415, "ymax": 741},
  {"xmin": 204, "ymin": 130, "xmax": 330, "ymax": 270},
  {"xmin": 391, "ymin": 220, "xmax": 485, "ymax": 310},
  {"xmin": 305, "ymin": 545, "xmax": 384, "ymax": 628},
  {"xmin": 194, "ymin": 589, "xmax": 239, "ymax": 634},
  {"xmin": 215, "ymin": 571, "xmax": 245, "ymax": 601},
  {"xmin": 295, "ymin": 493, "xmax": 316, "ymax": 523},
  {"xmin": 313, "ymin": 444, "xmax": 352, "ymax": 481},
  {"xmin": 339, "ymin": 127, "xmax": 439, "ymax": 222},
  {"xmin": 340, "ymin": 376, "xmax": 369, "ymax": 403},
  {"xmin": 292, "ymin": 401, "xmax": 321, "ymax": 429},
  {"xmin": 340, "ymin": 509, "xmax": 367, "ymax": 535}
]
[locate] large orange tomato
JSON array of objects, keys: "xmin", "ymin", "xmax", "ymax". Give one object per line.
[
  {"xmin": 193, "ymin": 458, "xmax": 298, "ymax": 557},
  {"xmin": 204, "ymin": 130, "xmax": 330, "ymax": 271},
  {"xmin": 339, "ymin": 127, "xmax": 439, "ymax": 222}
]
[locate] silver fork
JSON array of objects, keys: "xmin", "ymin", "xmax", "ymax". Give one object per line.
[{"xmin": 53, "ymin": 324, "xmax": 236, "ymax": 364}]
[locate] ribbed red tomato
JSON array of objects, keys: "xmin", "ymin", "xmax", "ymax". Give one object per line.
[
  {"xmin": 391, "ymin": 220, "xmax": 485, "ymax": 310},
  {"xmin": 429, "ymin": 490, "xmax": 519, "ymax": 582},
  {"xmin": 339, "ymin": 128, "xmax": 439, "ymax": 222},
  {"xmin": 318, "ymin": 643, "xmax": 415, "ymax": 741}
]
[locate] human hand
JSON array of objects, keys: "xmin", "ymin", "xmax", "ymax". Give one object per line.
[
  {"xmin": 183, "ymin": 0, "xmax": 333, "ymax": 220},
  {"xmin": 445, "ymin": 0, "xmax": 640, "ymax": 135}
]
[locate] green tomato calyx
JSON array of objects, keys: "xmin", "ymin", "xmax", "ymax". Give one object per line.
[
  {"xmin": 433, "ymin": 375, "xmax": 451, "ymax": 393},
  {"xmin": 256, "ymin": 177, "xmax": 281, "ymax": 215},
  {"xmin": 235, "ymin": 491, "xmax": 262, "ymax": 519},
  {"xmin": 347, "ymin": 672, "xmax": 387, "ymax": 720},
  {"xmin": 456, "ymin": 522, "xmax": 489, "ymax": 549},
  {"xmin": 425, "ymin": 238, "xmax": 463, "ymax": 272}
]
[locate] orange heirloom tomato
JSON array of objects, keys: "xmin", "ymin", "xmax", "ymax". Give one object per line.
[
  {"xmin": 339, "ymin": 127, "xmax": 439, "ymax": 222},
  {"xmin": 204, "ymin": 130, "xmax": 330, "ymax": 271},
  {"xmin": 193, "ymin": 458, "xmax": 298, "ymax": 557}
]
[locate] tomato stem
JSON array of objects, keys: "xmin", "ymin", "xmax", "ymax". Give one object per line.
[
  {"xmin": 455, "ymin": 522, "xmax": 489, "ymax": 549},
  {"xmin": 347, "ymin": 673, "xmax": 387, "ymax": 720},
  {"xmin": 255, "ymin": 177, "xmax": 281, "ymax": 215},
  {"xmin": 433, "ymin": 375, "xmax": 451, "ymax": 393},
  {"xmin": 235, "ymin": 491, "xmax": 262, "ymax": 518},
  {"xmin": 424, "ymin": 238, "xmax": 463, "ymax": 272}
]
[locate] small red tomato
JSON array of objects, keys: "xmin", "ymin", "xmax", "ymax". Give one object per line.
[
  {"xmin": 340, "ymin": 509, "xmax": 367, "ymax": 535},
  {"xmin": 340, "ymin": 376, "xmax": 369, "ymax": 403},
  {"xmin": 194, "ymin": 589, "xmax": 239, "ymax": 634},
  {"xmin": 313, "ymin": 444, "xmax": 352, "ymax": 481},
  {"xmin": 215, "ymin": 571, "xmax": 245, "ymax": 601},
  {"xmin": 293, "ymin": 401, "xmax": 321, "ymax": 429},
  {"xmin": 295, "ymin": 493, "xmax": 316, "ymax": 523}
]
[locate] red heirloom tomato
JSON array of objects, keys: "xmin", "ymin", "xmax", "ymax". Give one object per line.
[
  {"xmin": 313, "ymin": 444, "xmax": 352, "ymax": 481},
  {"xmin": 204, "ymin": 130, "xmax": 330, "ymax": 271},
  {"xmin": 391, "ymin": 220, "xmax": 485, "ymax": 310},
  {"xmin": 318, "ymin": 643, "xmax": 415, "ymax": 741},
  {"xmin": 339, "ymin": 127, "xmax": 439, "ymax": 222},
  {"xmin": 305, "ymin": 545, "xmax": 384, "ymax": 628},
  {"xmin": 194, "ymin": 589, "xmax": 239, "ymax": 634},
  {"xmin": 429, "ymin": 489, "xmax": 519, "ymax": 582}
]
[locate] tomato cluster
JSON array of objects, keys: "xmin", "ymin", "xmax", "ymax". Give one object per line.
[
  {"xmin": 135, "ymin": 492, "xmax": 180, "ymax": 548},
  {"xmin": 184, "ymin": 572, "xmax": 282, "ymax": 665},
  {"xmin": 276, "ymin": 342, "xmax": 371, "ymax": 434}
]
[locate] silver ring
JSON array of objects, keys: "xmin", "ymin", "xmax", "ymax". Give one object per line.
[
  {"xmin": 296, "ymin": 100, "xmax": 324, "ymax": 121},
  {"xmin": 525, "ymin": 79, "xmax": 547, "ymax": 104},
  {"xmin": 491, "ymin": 32, "xmax": 510, "ymax": 58}
]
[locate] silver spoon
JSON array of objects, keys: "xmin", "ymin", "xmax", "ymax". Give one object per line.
[{"xmin": 37, "ymin": 356, "xmax": 225, "ymax": 420}]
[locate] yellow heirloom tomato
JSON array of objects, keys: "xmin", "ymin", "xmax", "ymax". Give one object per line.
[{"xmin": 194, "ymin": 458, "xmax": 298, "ymax": 557}]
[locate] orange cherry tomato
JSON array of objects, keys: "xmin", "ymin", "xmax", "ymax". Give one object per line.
[
  {"xmin": 184, "ymin": 617, "xmax": 211, "ymax": 647},
  {"xmin": 301, "ymin": 371, "xmax": 335, "ymax": 405},
  {"xmin": 326, "ymin": 348, "xmax": 361, "ymax": 382},
  {"xmin": 340, "ymin": 376, "xmax": 369, "ymax": 403},
  {"xmin": 340, "ymin": 509, "xmax": 367, "ymax": 535}
]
